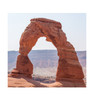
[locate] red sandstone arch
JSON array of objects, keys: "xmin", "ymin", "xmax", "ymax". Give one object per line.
[{"xmin": 11, "ymin": 18, "xmax": 85, "ymax": 87}]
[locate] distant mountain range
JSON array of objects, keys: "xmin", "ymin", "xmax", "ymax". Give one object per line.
[
  {"xmin": 8, "ymin": 50, "xmax": 86, "ymax": 79},
  {"xmin": 8, "ymin": 50, "xmax": 86, "ymax": 77}
]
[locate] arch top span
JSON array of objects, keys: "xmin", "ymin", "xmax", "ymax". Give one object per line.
[
  {"xmin": 19, "ymin": 18, "xmax": 67, "ymax": 55},
  {"xmin": 30, "ymin": 18, "xmax": 62, "ymax": 29},
  {"xmin": 10, "ymin": 18, "xmax": 85, "ymax": 87}
]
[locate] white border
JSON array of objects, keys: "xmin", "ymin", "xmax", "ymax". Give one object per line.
[{"xmin": 0, "ymin": 0, "xmax": 94, "ymax": 100}]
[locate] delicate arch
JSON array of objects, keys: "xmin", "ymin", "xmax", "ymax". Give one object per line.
[{"xmin": 11, "ymin": 18, "xmax": 85, "ymax": 87}]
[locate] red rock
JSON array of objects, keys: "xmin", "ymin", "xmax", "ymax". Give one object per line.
[
  {"xmin": 10, "ymin": 18, "xmax": 85, "ymax": 87},
  {"xmin": 15, "ymin": 55, "xmax": 33, "ymax": 76}
]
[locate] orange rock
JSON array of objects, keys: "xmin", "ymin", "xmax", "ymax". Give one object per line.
[
  {"xmin": 16, "ymin": 55, "xmax": 33, "ymax": 75},
  {"xmin": 56, "ymin": 59, "xmax": 84, "ymax": 80},
  {"xmin": 10, "ymin": 18, "xmax": 85, "ymax": 87}
]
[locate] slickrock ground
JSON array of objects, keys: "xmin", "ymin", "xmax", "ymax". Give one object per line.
[
  {"xmin": 8, "ymin": 76, "xmax": 63, "ymax": 87},
  {"xmin": 8, "ymin": 75, "xmax": 86, "ymax": 87}
]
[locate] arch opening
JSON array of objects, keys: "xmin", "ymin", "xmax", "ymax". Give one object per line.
[{"xmin": 28, "ymin": 37, "xmax": 59, "ymax": 83}]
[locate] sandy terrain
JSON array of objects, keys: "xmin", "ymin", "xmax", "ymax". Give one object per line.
[
  {"xmin": 8, "ymin": 74, "xmax": 86, "ymax": 87},
  {"xmin": 8, "ymin": 76, "xmax": 63, "ymax": 87}
]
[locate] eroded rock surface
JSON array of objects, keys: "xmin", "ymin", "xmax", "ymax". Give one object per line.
[{"xmin": 10, "ymin": 18, "xmax": 85, "ymax": 87}]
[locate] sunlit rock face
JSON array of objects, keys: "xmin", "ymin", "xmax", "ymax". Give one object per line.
[{"xmin": 11, "ymin": 18, "xmax": 85, "ymax": 87}]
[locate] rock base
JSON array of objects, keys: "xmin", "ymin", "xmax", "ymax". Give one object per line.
[
  {"xmin": 9, "ymin": 68, "xmax": 32, "ymax": 78},
  {"xmin": 56, "ymin": 78, "xmax": 86, "ymax": 87}
]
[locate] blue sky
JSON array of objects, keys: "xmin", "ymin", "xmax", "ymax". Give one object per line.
[{"xmin": 8, "ymin": 13, "xmax": 86, "ymax": 51}]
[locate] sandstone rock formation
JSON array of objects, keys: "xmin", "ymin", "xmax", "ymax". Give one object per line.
[{"xmin": 10, "ymin": 18, "xmax": 85, "ymax": 87}]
